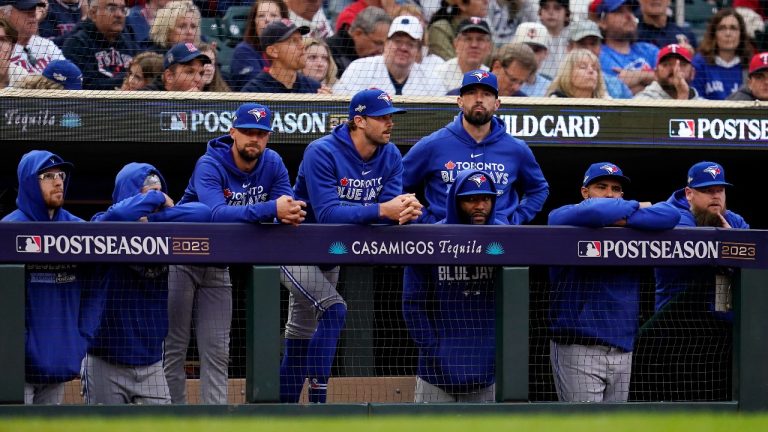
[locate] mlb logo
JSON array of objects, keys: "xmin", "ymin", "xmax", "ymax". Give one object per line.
[
  {"xmin": 161, "ymin": 112, "xmax": 188, "ymax": 131},
  {"xmin": 669, "ymin": 119, "xmax": 695, "ymax": 138},
  {"xmin": 578, "ymin": 241, "xmax": 601, "ymax": 258},
  {"xmin": 17, "ymin": 235, "xmax": 42, "ymax": 253}
]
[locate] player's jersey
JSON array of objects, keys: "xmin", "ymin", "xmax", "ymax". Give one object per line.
[{"xmin": 691, "ymin": 54, "xmax": 744, "ymax": 101}]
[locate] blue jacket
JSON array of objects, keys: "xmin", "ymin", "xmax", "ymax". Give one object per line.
[
  {"xmin": 241, "ymin": 71, "xmax": 321, "ymax": 93},
  {"xmin": 691, "ymin": 54, "xmax": 744, "ymax": 100},
  {"xmin": 403, "ymin": 113, "xmax": 549, "ymax": 225},
  {"xmin": 2, "ymin": 150, "xmax": 103, "ymax": 383},
  {"xmin": 89, "ymin": 163, "xmax": 210, "ymax": 366},
  {"xmin": 179, "ymin": 135, "xmax": 293, "ymax": 222},
  {"xmin": 228, "ymin": 42, "xmax": 269, "ymax": 91},
  {"xmin": 548, "ymin": 198, "xmax": 680, "ymax": 351},
  {"xmin": 654, "ymin": 188, "xmax": 749, "ymax": 320},
  {"xmin": 403, "ymin": 170, "xmax": 506, "ymax": 392},
  {"xmin": 124, "ymin": 6, "xmax": 151, "ymax": 49},
  {"xmin": 293, "ymin": 123, "xmax": 405, "ymax": 224}
]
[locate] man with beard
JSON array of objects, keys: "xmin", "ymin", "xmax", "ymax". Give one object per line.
[
  {"xmin": 403, "ymin": 170, "xmax": 505, "ymax": 403},
  {"xmin": 635, "ymin": 44, "xmax": 702, "ymax": 100},
  {"xmin": 403, "ymin": 69, "xmax": 549, "ymax": 224},
  {"xmin": 649, "ymin": 161, "xmax": 748, "ymax": 401},
  {"xmin": 164, "ymin": 103, "xmax": 306, "ymax": 405},
  {"xmin": 282, "ymin": 88, "xmax": 422, "ymax": 403}
]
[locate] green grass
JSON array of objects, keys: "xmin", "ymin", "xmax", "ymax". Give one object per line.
[{"xmin": 2, "ymin": 414, "xmax": 768, "ymax": 432}]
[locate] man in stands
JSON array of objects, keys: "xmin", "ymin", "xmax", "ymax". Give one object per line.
[{"xmin": 326, "ymin": 6, "xmax": 390, "ymax": 78}]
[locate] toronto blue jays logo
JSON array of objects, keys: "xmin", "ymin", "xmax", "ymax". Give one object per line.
[
  {"xmin": 248, "ymin": 108, "xmax": 267, "ymax": 121},
  {"xmin": 703, "ymin": 165, "xmax": 721, "ymax": 178},
  {"xmin": 468, "ymin": 173, "xmax": 487, "ymax": 186},
  {"xmin": 377, "ymin": 92, "xmax": 393, "ymax": 104},
  {"xmin": 470, "ymin": 71, "xmax": 489, "ymax": 81},
  {"xmin": 600, "ymin": 164, "xmax": 619, "ymax": 174}
]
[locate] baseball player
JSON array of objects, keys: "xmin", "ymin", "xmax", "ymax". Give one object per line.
[
  {"xmin": 403, "ymin": 169, "xmax": 506, "ymax": 403},
  {"xmin": 282, "ymin": 88, "xmax": 422, "ymax": 403},
  {"xmin": 2, "ymin": 150, "xmax": 104, "ymax": 404},
  {"xmin": 402, "ymin": 69, "xmax": 549, "ymax": 224},
  {"xmin": 84, "ymin": 163, "xmax": 210, "ymax": 404},
  {"xmin": 548, "ymin": 162, "xmax": 680, "ymax": 402},
  {"xmin": 166, "ymin": 103, "xmax": 305, "ymax": 404}
]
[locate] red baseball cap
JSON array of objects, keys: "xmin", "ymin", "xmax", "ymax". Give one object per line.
[
  {"xmin": 749, "ymin": 52, "xmax": 768, "ymax": 75},
  {"xmin": 657, "ymin": 44, "xmax": 693, "ymax": 64}
]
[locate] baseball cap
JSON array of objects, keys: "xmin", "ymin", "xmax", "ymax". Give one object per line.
[
  {"xmin": 36, "ymin": 152, "xmax": 74, "ymax": 174},
  {"xmin": 0, "ymin": 0, "xmax": 45, "ymax": 11},
  {"xmin": 456, "ymin": 16, "xmax": 491, "ymax": 36},
  {"xmin": 569, "ymin": 20, "xmax": 603, "ymax": 42},
  {"xmin": 456, "ymin": 172, "xmax": 497, "ymax": 197},
  {"xmin": 42, "ymin": 60, "xmax": 83, "ymax": 90},
  {"xmin": 687, "ymin": 161, "xmax": 732, "ymax": 188},
  {"xmin": 657, "ymin": 44, "xmax": 693, "ymax": 64},
  {"xmin": 748, "ymin": 52, "xmax": 768, "ymax": 76},
  {"xmin": 232, "ymin": 103, "xmax": 272, "ymax": 131},
  {"xmin": 388, "ymin": 15, "xmax": 423, "ymax": 41},
  {"xmin": 259, "ymin": 19, "xmax": 310, "ymax": 49},
  {"xmin": 596, "ymin": 0, "xmax": 636, "ymax": 14},
  {"xmin": 164, "ymin": 42, "xmax": 211, "ymax": 69},
  {"xmin": 348, "ymin": 88, "xmax": 406, "ymax": 119},
  {"xmin": 513, "ymin": 22, "xmax": 551, "ymax": 50},
  {"xmin": 459, "ymin": 69, "xmax": 498, "ymax": 96},
  {"xmin": 540, "ymin": 0, "xmax": 570, "ymax": 8},
  {"xmin": 582, "ymin": 162, "xmax": 630, "ymax": 187}
]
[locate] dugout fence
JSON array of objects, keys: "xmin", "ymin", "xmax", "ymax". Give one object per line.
[{"xmin": 1, "ymin": 222, "xmax": 767, "ymax": 413}]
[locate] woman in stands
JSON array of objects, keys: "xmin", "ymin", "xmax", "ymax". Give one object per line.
[
  {"xmin": 120, "ymin": 52, "xmax": 164, "ymax": 91},
  {"xmin": 691, "ymin": 8, "xmax": 753, "ymax": 100},
  {"xmin": 228, "ymin": 0, "xmax": 289, "ymax": 91},
  {"xmin": 198, "ymin": 42, "xmax": 231, "ymax": 92},
  {"xmin": 148, "ymin": 1, "xmax": 202, "ymax": 54},
  {"xmin": 302, "ymin": 38, "xmax": 336, "ymax": 93},
  {"xmin": 546, "ymin": 49, "xmax": 607, "ymax": 98},
  {"xmin": 427, "ymin": 0, "xmax": 489, "ymax": 60}
]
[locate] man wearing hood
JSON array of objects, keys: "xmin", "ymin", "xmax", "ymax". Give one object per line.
[
  {"xmin": 403, "ymin": 170, "xmax": 505, "ymax": 403},
  {"xmin": 2, "ymin": 150, "xmax": 103, "ymax": 404},
  {"xmin": 83, "ymin": 163, "xmax": 209, "ymax": 404},
  {"xmin": 165, "ymin": 103, "xmax": 305, "ymax": 405},
  {"xmin": 283, "ymin": 88, "xmax": 422, "ymax": 403},
  {"xmin": 548, "ymin": 162, "xmax": 680, "ymax": 402},
  {"xmin": 403, "ymin": 69, "xmax": 549, "ymax": 225}
]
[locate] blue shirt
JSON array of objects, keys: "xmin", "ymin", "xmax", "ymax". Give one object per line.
[
  {"xmin": 600, "ymin": 42, "xmax": 659, "ymax": 78},
  {"xmin": 691, "ymin": 54, "xmax": 744, "ymax": 100},
  {"xmin": 241, "ymin": 71, "xmax": 321, "ymax": 93}
]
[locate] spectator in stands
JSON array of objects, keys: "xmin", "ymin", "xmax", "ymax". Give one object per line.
[
  {"xmin": 326, "ymin": 5, "xmax": 390, "ymax": 78},
  {"xmin": 0, "ymin": 0, "xmax": 66, "ymax": 87},
  {"xmin": 84, "ymin": 163, "xmax": 210, "ymax": 405},
  {"xmin": 229, "ymin": 0, "xmax": 288, "ymax": 91},
  {"xmin": 597, "ymin": 0, "xmax": 658, "ymax": 94},
  {"xmin": 546, "ymin": 48, "xmax": 607, "ymax": 98},
  {"xmin": 334, "ymin": 15, "xmax": 447, "ymax": 95},
  {"xmin": 403, "ymin": 70, "xmax": 549, "ymax": 224},
  {"xmin": 435, "ymin": 16, "xmax": 492, "ymax": 91},
  {"xmin": 198, "ymin": 41, "xmax": 229, "ymax": 91},
  {"xmin": 427, "ymin": 0, "xmax": 489, "ymax": 61},
  {"xmin": 147, "ymin": 0, "xmax": 201, "ymax": 54},
  {"xmin": 733, "ymin": 0, "xmax": 767, "ymax": 20},
  {"xmin": 335, "ymin": 0, "xmax": 396, "ymax": 32},
  {"xmin": 513, "ymin": 22, "xmax": 553, "ymax": 96},
  {"xmin": 2, "ymin": 150, "xmax": 103, "ymax": 405},
  {"xmin": 142, "ymin": 42, "xmax": 209, "ymax": 90},
  {"xmin": 391, "ymin": 3, "xmax": 445, "ymax": 70},
  {"xmin": 538, "ymin": 0, "xmax": 570, "ymax": 82},
  {"xmin": 487, "ymin": 0, "xmax": 538, "ymax": 45},
  {"xmin": 119, "ymin": 49, "xmax": 161, "ymax": 90},
  {"xmin": 0, "ymin": 16, "xmax": 17, "ymax": 88},
  {"xmin": 16, "ymin": 56, "xmax": 81, "ymax": 88},
  {"xmin": 403, "ymin": 169, "xmax": 505, "ymax": 403},
  {"xmin": 241, "ymin": 19, "xmax": 322, "ymax": 93},
  {"xmin": 488, "ymin": 42, "xmax": 537, "ymax": 96},
  {"xmin": 567, "ymin": 19, "xmax": 633, "ymax": 98},
  {"xmin": 125, "ymin": 0, "xmax": 172, "ymax": 48},
  {"xmin": 691, "ymin": 8, "xmax": 753, "ymax": 100},
  {"xmin": 636, "ymin": 0, "xmax": 697, "ymax": 50},
  {"xmin": 285, "ymin": 0, "xmax": 333, "ymax": 39},
  {"xmin": 61, "ymin": 0, "xmax": 138, "ymax": 90},
  {"xmin": 635, "ymin": 43, "xmax": 701, "ymax": 99},
  {"xmin": 302, "ymin": 37, "xmax": 336, "ymax": 90},
  {"xmin": 548, "ymin": 162, "xmax": 679, "ymax": 402},
  {"xmin": 728, "ymin": 51, "xmax": 768, "ymax": 100},
  {"xmin": 38, "ymin": 0, "xmax": 82, "ymax": 39}
]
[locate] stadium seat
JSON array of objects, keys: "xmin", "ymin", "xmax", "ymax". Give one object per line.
[
  {"xmin": 216, "ymin": 42, "xmax": 235, "ymax": 77},
  {"xmin": 684, "ymin": 0, "xmax": 718, "ymax": 40},
  {"xmin": 200, "ymin": 16, "xmax": 225, "ymax": 41},
  {"xmin": 222, "ymin": 6, "xmax": 251, "ymax": 45}
]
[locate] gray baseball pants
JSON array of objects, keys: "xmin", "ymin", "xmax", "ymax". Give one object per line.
[
  {"xmin": 24, "ymin": 382, "xmax": 66, "ymax": 405},
  {"xmin": 280, "ymin": 266, "xmax": 344, "ymax": 339},
  {"xmin": 550, "ymin": 340, "xmax": 632, "ymax": 402},
  {"xmin": 82, "ymin": 354, "xmax": 171, "ymax": 405},
  {"xmin": 414, "ymin": 377, "xmax": 496, "ymax": 403}
]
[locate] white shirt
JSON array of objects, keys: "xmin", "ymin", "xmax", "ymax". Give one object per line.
[
  {"xmin": 333, "ymin": 55, "xmax": 448, "ymax": 96},
  {"xmin": 434, "ymin": 58, "xmax": 489, "ymax": 92},
  {"xmin": 8, "ymin": 36, "xmax": 66, "ymax": 86}
]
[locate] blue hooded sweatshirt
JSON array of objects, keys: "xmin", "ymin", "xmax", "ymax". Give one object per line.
[
  {"xmin": 402, "ymin": 170, "xmax": 506, "ymax": 393},
  {"xmin": 89, "ymin": 163, "xmax": 210, "ymax": 366},
  {"xmin": 402, "ymin": 113, "xmax": 549, "ymax": 225},
  {"xmin": 548, "ymin": 198, "xmax": 680, "ymax": 351},
  {"xmin": 2, "ymin": 150, "xmax": 103, "ymax": 383},
  {"xmin": 179, "ymin": 135, "xmax": 293, "ymax": 222},
  {"xmin": 654, "ymin": 188, "xmax": 749, "ymax": 320},
  {"xmin": 293, "ymin": 123, "xmax": 405, "ymax": 224}
]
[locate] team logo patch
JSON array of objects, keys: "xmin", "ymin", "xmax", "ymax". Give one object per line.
[
  {"xmin": 444, "ymin": 161, "xmax": 456, "ymax": 170},
  {"xmin": 669, "ymin": 119, "xmax": 695, "ymax": 138},
  {"xmin": 248, "ymin": 108, "xmax": 267, "ymax": 122},
  {"xmin": 340, "ymin": 177, "xmax": 349, "ymax": 186},
  {"xmin": 578, "ymin": 241, "xmax": 601, "ymax": 258},
  {"xmin": 17, "ymin": 235, "xmax": 42, "ymax": 253},
  {"xmin": 377, "ymin": 92, "xmax": 393, "ymax": 104},
  {"xmin": 599, "ymin": 164, "xmax": 619, "ymax": 174},
  {"xmin": 354, "ymin": 104, "xmax": 366, "ymax": 113},
  {"xmin": 223, "ymin": 188, "xmax": 233, "ymax": 198},
  {"xmin": 470, "ymin": 71, "xmax": 490, "ymax": 81},
  {"xmin": 468, "ymin": 173, "xmax": 486, "ymax": 186},
  {"xmin": 703, "ymin": 165, "xmax": 721, "ymax": 178}
]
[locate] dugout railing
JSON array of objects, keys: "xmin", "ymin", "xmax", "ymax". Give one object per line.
[{"xmin": 0, "ymin": 222, "xmax": 767, "ymax": 414}]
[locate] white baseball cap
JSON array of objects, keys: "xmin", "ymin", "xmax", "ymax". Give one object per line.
[
  {"xmin": 388, "ymin": 15, "xmax": 423, "ymax": 41},
  {"xmin": 513, "ymin": 22, "xmax": 551, "ymax": 50}
]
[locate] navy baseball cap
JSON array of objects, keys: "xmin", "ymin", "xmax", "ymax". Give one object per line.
[
  {"xmin": 164, "ymin": 42, "xmax": 211, "ymax": 69},
  {"xmin": 582, "ymin": 162, "xmax": 630, "ymax": 187},
  {"xmin": 456, "ymin": 172, "xmax": 497, "ymax": 197},
  {"xmin": 259, "ymin": 19, "xmax": 310, "ymax": 49},
  {"xmin": 456, "ymin": 17, "xmax": 491, "ymax": 36},
  {"xmin": 348, "ymin": 88, "xmax": 406, "ymax": 119},
  {"xmin": 596, "ymin": 0, "xmax": 636, "ymax": 14},
  {"xmin": 0, "ymin": 0, "xmax": 45, "ymax": 10},
  {"xmin": 232, "ymin": 103, "xmax": 272, "ymax": 131},
  {"xmin": 687, "ymin": 161, "xmax": 732, "ymax": 188},
  {"xmin": 42, "ymin": 60, "xmax": 83, "ymax": 90},
  {"xmin": 36, "ymin": 152, "xmax": 74, "ymax": 174},
  {"xmin": 459, "ymin": 69, "xmax": 498, "ymax": 96}
]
